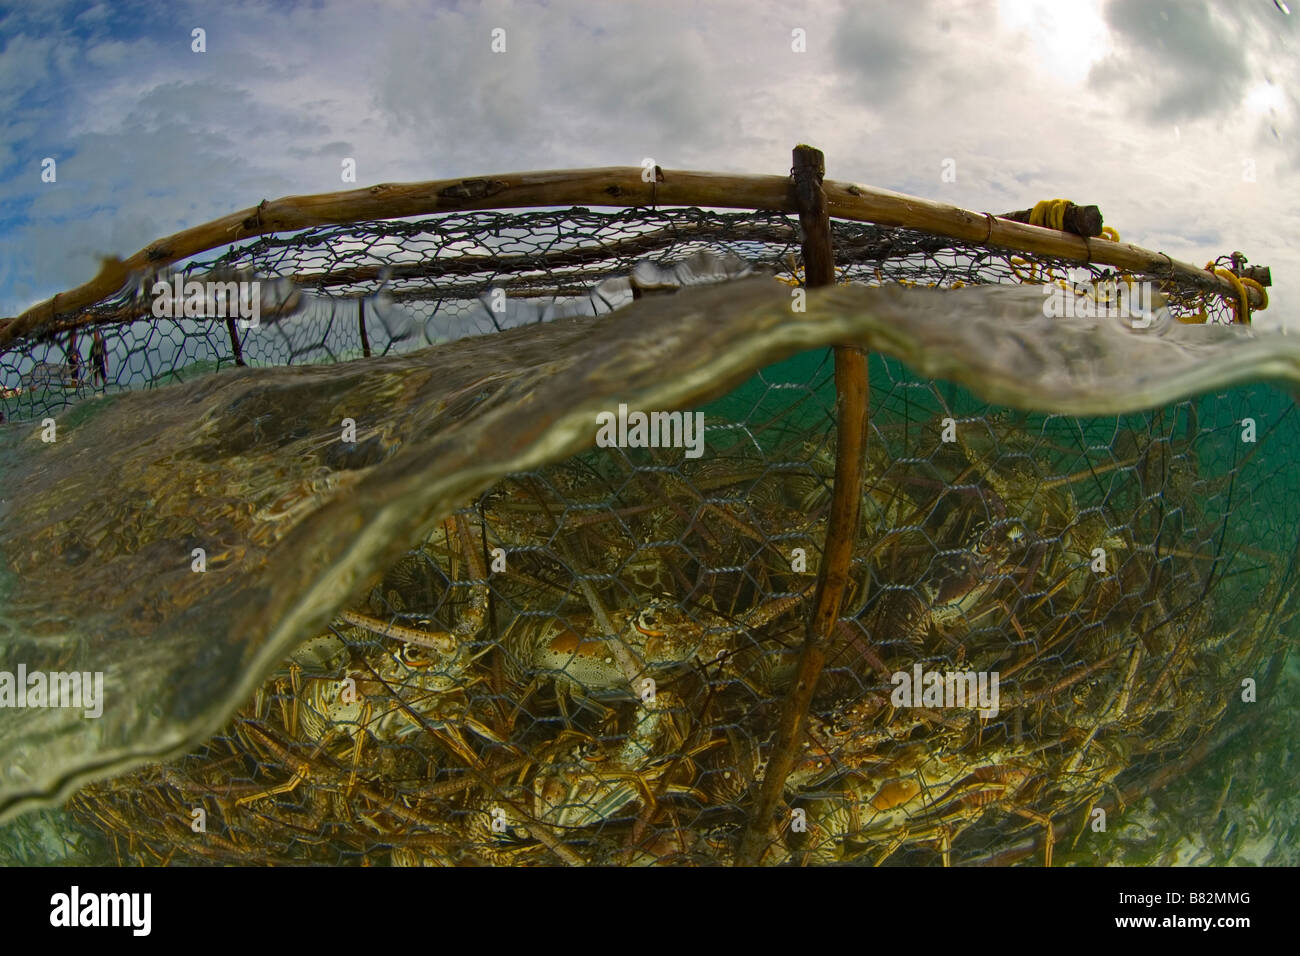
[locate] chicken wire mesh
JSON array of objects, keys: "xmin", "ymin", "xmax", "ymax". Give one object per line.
[
  {"xmin": 0, "ymin": 205, "xmax": 1291, "ymax": 866},
  {"xmin": 0, "ymin": 207, "xmax": 1243, "ymax": 425}
]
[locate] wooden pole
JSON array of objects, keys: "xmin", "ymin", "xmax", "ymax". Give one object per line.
[
  {"xmin": 66, "ymin": 329, "xmax": 81, "ymax": 385},
  {"xmin": 737, "ymin": 145, "xmax": 869, "ymax": 866},
  {"xmin": 0, "ymin": 167, "xmax": 1266, "ymax": 345},
  {"xmin": 90, "ymin": 329, "xmax": 108, "ymax": 386},
  {"xmin": 225, "ymin": 317, "xmax": 246, "ymax": 367},
  {"xmin": 358, "ymin": 299, "xmax": 372, "ymax": 357}
]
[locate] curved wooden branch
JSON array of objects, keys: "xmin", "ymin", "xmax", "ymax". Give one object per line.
[{"xmin": 0, "ymin": 166, "xmax": 1264, "ymax": 346}]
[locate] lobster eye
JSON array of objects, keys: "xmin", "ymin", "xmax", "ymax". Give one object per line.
[
  {"xmin": 634, "ymin": 607, "xmax": 667, "ymax": 637},
  {"xmin": 399, "ymin": 645, "xmax": 431, "ymax": 666}
]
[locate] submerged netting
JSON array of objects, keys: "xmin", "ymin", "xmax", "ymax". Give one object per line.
[{"xmin": 0, "ymin": 203, "xmax": 1293, "ymax": 866}]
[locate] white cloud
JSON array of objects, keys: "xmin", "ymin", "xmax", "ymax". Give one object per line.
[{"xmin": 0, "ymin": 0, "xmax": 1294, "ymax": 328}]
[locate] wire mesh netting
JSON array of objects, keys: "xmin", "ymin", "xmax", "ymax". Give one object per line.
[
  {"xmin": 0, "ymin": 208, "xmax": 1243, "ymax": 425},
  {"xmin": 0, "ymin": 206, "xmax": 1292, "ymax": 866}
]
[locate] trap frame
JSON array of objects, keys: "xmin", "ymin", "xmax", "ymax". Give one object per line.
[{"xmin": 0, "ymin": 146, "xmax": 1293, "ymax": 866}]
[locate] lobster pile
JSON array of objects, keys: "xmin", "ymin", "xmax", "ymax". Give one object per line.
[{"xmin": 71, "ymin": 411, "xmax": 1277, "ymax": 866}]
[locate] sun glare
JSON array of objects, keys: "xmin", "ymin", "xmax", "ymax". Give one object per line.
[
  {"xmin": 997, "ymin": 0, "xmax": 1111, "ymax": 87},
  {"xmin": 1245, "ymin": 82, "xmax": 1285, "ymax": 114}
]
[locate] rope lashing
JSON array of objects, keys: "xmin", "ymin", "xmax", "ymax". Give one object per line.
[
  {"xmin": 1027, "ymin": 198, "xmax": 1121, "ymax": 242},
  {"xmin": 1028, "ymin": 198, "xmax": 1072, "ymax": 231},
  {"xmin": 1184, "ymin": 261, "xmax": 1267, "ymax": 325}
]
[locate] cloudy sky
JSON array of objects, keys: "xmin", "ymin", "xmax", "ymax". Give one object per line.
[{"xmin": 1, "ymin": 0, "xmax": 1296, "ymax": 327}]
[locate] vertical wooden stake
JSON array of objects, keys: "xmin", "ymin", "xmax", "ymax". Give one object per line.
[
  {"xmin": 359, "ymin": 299, "xmax": 372, "ymax": 357},
  {"xmin": 225, "ymin": 317, "xmax": 246, "ymax": 367},
  {"xmin": 66, "ymin": 329, "xmax": 82, "ymax": 385},
  {"xmin": 91, "ymin": 329, "xmax": 108, "ymax": 386},
  {"xmin": 738, "ymin": 144, "xmax": 870, "ymax": 866}
]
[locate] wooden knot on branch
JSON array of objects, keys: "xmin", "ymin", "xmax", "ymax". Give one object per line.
[
  {"xmin": 1231, "ymin": 262, "xmax": 1272, "ymax": 287},
  {"xmin": 91, "ymin": 258, "xmax": 128, "ymax": 305},
  {"xmin": 438, "ymin": 178, "xmax": 507, "ymax": 201},
  {"xmin": 231, "ymin": 199, "xmax": 269, "ymax": 239}
]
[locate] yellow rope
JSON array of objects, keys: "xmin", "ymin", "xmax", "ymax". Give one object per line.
[
  {"xmin": 1008, "ymin": 256, "xmax": 1038, "ymax": 284},
  {"xmin": 1172, "ymin": 268, "xmax": 1265, "ymax": 326},
  {"xmin": 1029, "ymin": 198, "xmax": 1071, "ymax": 231},
  {"xmin": 785, "ymin": 204, "xmax": 1266, "ymax": 327},
  {"xmin": 1028, "ymin": 198, "xmax": 1120, "ymax": 243},
  {"xmin": 1240, "ymin": 277, "xmax": 1268, "ymax": 311},
  {"xmin": 1022, "ymin": 200, "xmax": 1115, "ymax": 292},
  {"xmin": 1208, "ymin": 263, "xmax": 1251, "ymax": 324},
  {"xmin": 1180, "ymin": 282, "xmax": 1210, "ymax": 324},
  {"xmin": 1009, "ymin": 253, "xmax": 1061, "ymax": 285},
  {"xmin": 1017, "ymin": 203, "xmax": 1266, "ymax": 327}
]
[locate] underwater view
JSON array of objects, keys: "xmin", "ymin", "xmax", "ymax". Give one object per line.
[{"xmin": 2, "ymin": 246, "xmax": 1296, "ymax": 868}]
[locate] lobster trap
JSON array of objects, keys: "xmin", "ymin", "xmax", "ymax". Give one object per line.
[{"xmin": 0, "ymin": 151, "xmax": 1294, "ymax": 866}]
